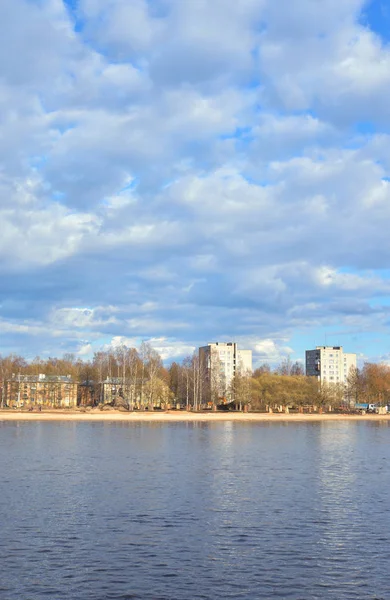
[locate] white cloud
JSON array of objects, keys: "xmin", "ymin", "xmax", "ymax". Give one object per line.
[
  {"xmin": 2, "ymin": 0, "xmax": 390, "ymax": 363},
  {"xmin": 0, "ymin": 201, "xmax": 98, "ymax": 267},
  {"xmin": 104, "ymin": 335, "xmax": 195, "ymax": 362},
  {"xmin": 147, "ymin": 338, "xmax": 196, "ymax": 361},
  {"xmin": 77, "ymin": 342, "xmax": 93, "ymax": 357},
  {"xmin": 258, "ymin": 0, "xmax": 390, "ymax": 124},
  {"xmin": 253, "ymin": 339, "xmax": 294, "ymax": 365}
]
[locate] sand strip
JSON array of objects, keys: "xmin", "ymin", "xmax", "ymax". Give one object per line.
[{"xmin": 0, "ymin": 410, "xmax": 389, "ymax": 422}]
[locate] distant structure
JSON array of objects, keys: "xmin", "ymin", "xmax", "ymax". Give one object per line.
[
  {"xmin": 199, "ymin": 342, "xmax": 252, "ymax": 401},
  {"xmin": 99, "ymin": 377, "xmax": 147, "ymax": 407},
  {"xmin": 305, "ymin": 346, "xmax": 356, "ymax": 385},
  {"xmin": 4, "ymin": 374, "xmax": 78, "ymax": 408}
]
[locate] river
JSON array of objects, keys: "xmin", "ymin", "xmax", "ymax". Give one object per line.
[{"xmin": 0, "ymin": 420, "xmax": 389, "ymax": 599}]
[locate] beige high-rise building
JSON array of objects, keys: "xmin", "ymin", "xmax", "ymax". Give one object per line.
[
  {"xmin": 199, "ymin": 342, "xmax": 252, "ymax": 400},
  {"xmin": 305, "ymin": 346, "xmax": 356, "ymax": 385}
]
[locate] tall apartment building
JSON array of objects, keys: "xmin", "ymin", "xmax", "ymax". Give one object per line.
[
  {"xmin": 199, "ymin": 342, "xmax": 252, "ymax": 400},
  {"xmin": 305, "ymin": 346, "xmax": 356, "ymax": 385}
]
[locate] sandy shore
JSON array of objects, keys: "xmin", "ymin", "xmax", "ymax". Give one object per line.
[{"xmin": 0, "ymin": 410, "xmax": 389, "ymax": 422}]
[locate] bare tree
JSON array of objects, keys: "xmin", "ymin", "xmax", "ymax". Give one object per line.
[
  {"xmin": 140, "ymin": 342, "xmax": 162, "ymax": 409},
  {"xmin": 182, "ymin": 356, "xmax": 192, "ymax": 409},
  {"xmin": 229, "ymin": 369, "xmax": 253, "ymax": 411},
  {"xmin": 206, "ymin": 347, "xmax": 223, "ymax": 409}
]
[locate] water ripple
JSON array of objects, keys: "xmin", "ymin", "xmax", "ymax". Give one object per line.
[{"xmin": 0, "ymin": 421, "xmax": 389, "ymax": 599}]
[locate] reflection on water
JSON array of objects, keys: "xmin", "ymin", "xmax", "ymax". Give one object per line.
[{"xmin": 0, "ymin": 421, "xmax": 389, "ymax": 600}]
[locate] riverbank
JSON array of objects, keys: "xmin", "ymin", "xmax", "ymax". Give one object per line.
[{"xmin": 1, "ymin": 409, "xmax": 390, "ymax": 422}]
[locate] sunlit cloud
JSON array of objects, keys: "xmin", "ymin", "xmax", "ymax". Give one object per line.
[{"xmin": 1, "ymin": 0, "xmax": 390, "ymax": 364}]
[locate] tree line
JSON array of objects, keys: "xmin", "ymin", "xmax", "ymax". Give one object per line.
[{"xmin": 1, "ymin": 346, "xmax": 390, "ymax": 410}]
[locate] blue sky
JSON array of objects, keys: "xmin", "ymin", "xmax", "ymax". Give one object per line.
[{"xmin": 1, "ymin": 0, "xmax": 390, "ymax": 367}]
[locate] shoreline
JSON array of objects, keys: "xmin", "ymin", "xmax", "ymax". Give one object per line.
[{"xmin": 1, "ymin": 410, "xmax": 390, "ymax": 422}]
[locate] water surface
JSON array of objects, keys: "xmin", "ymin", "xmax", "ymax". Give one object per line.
[{"xmin": 0, "ymin": 421, "xmax": 389, "ymax": 599}]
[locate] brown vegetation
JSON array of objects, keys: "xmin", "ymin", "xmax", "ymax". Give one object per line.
[{"xmin": 1, "ymin": 349, "xmax": 390, "ymax": 411}]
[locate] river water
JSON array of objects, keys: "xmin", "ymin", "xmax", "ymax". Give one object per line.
[{"xmin": 0, "ymin": 420, "xmax": 389, "ymax": 599}]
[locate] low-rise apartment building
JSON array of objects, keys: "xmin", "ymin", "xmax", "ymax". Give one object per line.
[{"xmin": 4, "ymin": 374, "xmax": 78, "ymax": 408}]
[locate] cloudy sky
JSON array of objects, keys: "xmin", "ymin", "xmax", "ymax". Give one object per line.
[{"xmin": 1, "ymin": 0, "xmax": 390, "ymax": 366}]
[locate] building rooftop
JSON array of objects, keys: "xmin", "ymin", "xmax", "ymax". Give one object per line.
[{"xmin": 10, "ymin": 374, "xmax": 75, "ymax": 383}]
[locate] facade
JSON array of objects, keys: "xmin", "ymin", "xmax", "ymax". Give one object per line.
[
  {"xmin": 100, "ymin": 378, "xmax": 134, "ymax": 406},
  {"xmin": 5, "ymin": 374, "xmax": 78, "ymax": 408},
  {"xmin": 199, "ymin": 342, "xmax": 252, "ymax": 400},
  {"xmin": 305, "ymin": 346, "xmax": 356, "ymax": 385},
  {"xmin": 3, "ymin": 374, "xmax": 161, "ymax": 409},
  {"xmin": 99, "ymin": 377, "xmax": 155, "ymax": 408}
]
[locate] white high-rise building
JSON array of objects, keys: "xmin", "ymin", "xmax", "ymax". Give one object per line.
[
  {"xmin": 305, "ymin": 346, "xmax": 356, "ymax": 385},
  {"xmin": 199, "ymin": 342, "xmax": 252, "ymax": 400}
]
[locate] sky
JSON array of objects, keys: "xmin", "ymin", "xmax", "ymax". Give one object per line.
[{"xmin": 1, "ymin": 0, "xmax": 390, "ymax": 367}]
